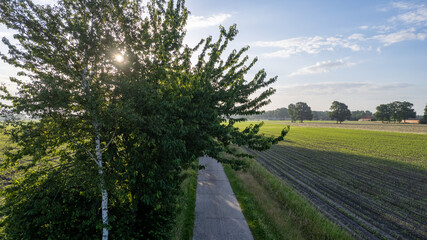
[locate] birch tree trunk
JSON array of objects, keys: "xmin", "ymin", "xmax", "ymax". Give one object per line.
[{"xmin": 95, "ymin": 126, "xmax": 109, "ymax": 240}]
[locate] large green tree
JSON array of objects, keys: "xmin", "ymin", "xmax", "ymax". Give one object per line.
[
  {"xmin": 374, "ymin": 104, "xmax": 392, "ymax": 123},
  {"xmin": 287, "ymin": 102, "xmax": 312, "ymax": 123},
  {"xmin": 396, "ymin": 101, "xmax": 416, "ymax": 123},
  {"xmin": 421, "ymin": 104, "xmax": 427, "ymax": 124},
  {"xmin": 0, "ymin": 0, "xmax": 287, "ymax": 239},
  {"xmin": 329, "ymin": 101, "xmax": 351, "ymax": 124},
  {"xmin": 295, "ymin": 102, "xmax": 313, "ymax": 123},
  {"xmin": 287, "ymin": 103, "xmax": 297, "ymax": 122}
]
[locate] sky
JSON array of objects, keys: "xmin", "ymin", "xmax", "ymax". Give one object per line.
[
  {"xmin": 184, "ymin": 0, "xmax": 427, "ymax": 113},
  {"xmin": 1, "ymin": 0, "xmax": 426, "ymax": 113}
]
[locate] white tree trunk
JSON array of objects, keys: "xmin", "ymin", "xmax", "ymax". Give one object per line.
[{"xmin": 95, "ymin": 130, "xmax": 109, "ymax": 240}]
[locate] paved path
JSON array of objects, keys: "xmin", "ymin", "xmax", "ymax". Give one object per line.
[{"xmin": 193, "ymin": 156, "xmax": 254, "ymax": 240}]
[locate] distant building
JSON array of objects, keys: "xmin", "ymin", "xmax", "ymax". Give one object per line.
[
  {"xmin": 358, "ymin": 116, "xmax": 373, "ymax": 121},
  {"xmin": 402, "ymin": 119, "xmax": 420, "ymax": 124}
]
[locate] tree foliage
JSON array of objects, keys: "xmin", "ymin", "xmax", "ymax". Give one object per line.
[
  {"xmin": 0, "ymin": 0, "xmax": 288, "ymax": 239},
  {"xmin": 287, "ymin": 103, "xmax": 297, "ymax": 122},
  {"xmin": 374, "ymin": 101, "xmax": 416, "ymax": 123},
  {"xmin": 421, "ymin": 104, "xmax": 427, "ymax": 124},
  {"xmin": 246, "ymin": 107, "xmax": 289, "ymax": 120},
  {"xmin": 288, "ymin": 102, "xmax": 312, "ymax": 123},
  {"xmin": 329, "ymin": 101, "xmax": 351, "ymax": 124},
  {"xmin": 349, "ymin": 110, "xmax": 372, "ymax": 121}
]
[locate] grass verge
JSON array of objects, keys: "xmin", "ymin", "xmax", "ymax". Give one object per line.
[
  {"xmin": 224, "ymin": 154, "xmax": 353, "ymax": 240},
  {"xmin": 171, "ymin": 167, "xmax": 198, "ymax": 240}
]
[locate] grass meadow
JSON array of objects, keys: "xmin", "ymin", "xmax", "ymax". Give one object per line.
[
  {"xmin": 259, "ymin": 120, "xmax": 427, "ymax": 134},
  {"xmin": 231, "ymin": 121, "xmax": 427, "ymax": 239}
]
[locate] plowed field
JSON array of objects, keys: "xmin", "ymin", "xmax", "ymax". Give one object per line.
[{"xmin": 237, "ymin": 121, "xmax": 427, "ymax": 240}]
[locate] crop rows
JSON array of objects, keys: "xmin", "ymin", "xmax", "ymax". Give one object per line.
[{"xmin": 245, "ymin": 141, "xmax": 427, "ymax": 240}]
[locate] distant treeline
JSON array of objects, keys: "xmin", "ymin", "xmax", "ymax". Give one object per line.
[{"xmin": 245, "ymin": 108, "xmax": 373, "ymax": 121}]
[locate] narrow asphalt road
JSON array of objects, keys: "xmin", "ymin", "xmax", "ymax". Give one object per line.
[{"xmin": 192, "ymin": 156, "xmax": 254, "ymax": 240}]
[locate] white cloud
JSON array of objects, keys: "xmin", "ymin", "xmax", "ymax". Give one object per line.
[
  {"xmin": 348, "ymin": 33, "xmax": 365, "ymax": 41},
  {"xmin": 187, "ymin": 14, "xmax": 231, "ymax": 30},
  {"xmin": 371, "ymin": 25, "xmax": 394, "ymax": 33},
  {"xmin": 390, "ymin": 2, "xmax": 427, "ymax": 25},
  {"xmin": 391, "ymin": 2, "xmax": 422, "ymax": 11},
  {"xmin": 253, "ymin": 36, "xmax": 362, "ymax": 58},
  {"xmin": 288, "ymin": 59, "xmax": 356, "ymax": 77},
  {"xmin": 359, "ymin": 26, "xmax": 369, "ymax": 30},
  {"xmin": 373, "ymin": 28, "xmax": 427, "ymax": 46}
]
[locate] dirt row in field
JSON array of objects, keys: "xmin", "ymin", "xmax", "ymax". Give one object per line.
[{"xmin": 245, "ymin": 145, "xmax": 427, "ymax": 240}]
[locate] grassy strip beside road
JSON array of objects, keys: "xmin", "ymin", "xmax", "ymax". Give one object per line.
[
  {"xmin": 224, "ymin": 155, "xmax": 352, "ymax": 240},
  {"xmin": 171, "ymin": 167, "xmax": 197, "ymax": 240}
]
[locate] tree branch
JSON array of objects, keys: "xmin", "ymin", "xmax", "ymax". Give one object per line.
[
  {"xmin": 101, "ymin": 131, "xmax": 115, "ymax": 152},
  {"xmin": 69, "ymin": 139, "xmax": 98, "ymax": 164}
]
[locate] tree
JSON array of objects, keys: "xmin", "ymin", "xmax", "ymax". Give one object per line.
[
  {"xmin": 398, "ymin": 101, "xmax": 416, "ymax": 123},
  {"xmin": 329, "ymin": 101, "xmax": 351, "ymax": 124},
  {"xmin": 350, "ymin": 110, "xmax": 372, "ymax": 121},
  {"xmin": 288, "ymin": 102, "xmax": 312, "ymax": 123},
  {"xmin": 295, "ymin": 102, "xmax": 313, "ymax": 123},
  {"xmin": 0, "ymin": 0, "xmax": 288, "ymax": 238},
  {"xmin": 375, "ymin": 101, "xmax": 416, "ymax": 123},
  {"xmin": 246, "ymin": 107, "xmax": 290, "ymax": 120},
  {"xmin": 287, "ymin": 104, "xmax": 297, "ymax": 122},
  {"xmin": 374, "ymin": 104, "xmax": 392, "ymax": 123},
  {"xmin": 312, "ymin": 111, "xmax": 330, "ymax": 120},
  {"xmin": 421, "ymin": 104, "xmax": 427, "ymax": 124}
]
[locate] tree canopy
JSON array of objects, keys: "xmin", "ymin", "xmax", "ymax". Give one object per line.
[
  {"xmin": 374, "ymin": 101, "xmax": 416, "ymax": 123},
  {"xmin": 329, "ymin": 101, "xmax": 351, "ymax": 124},
  {"xmin": 246, "ymin": 107, "xmax": 290, "ymax": 120},
  {"xmin": 0, "ymin": 0, "xmax": 288, "ymax": 239},
  {"xmin": 288, "ymin": 102, "xmax": 313, "ymax": 123},
  {"xmin": 349, "ymin": 110, "xmax": 372, "ymax": 121}
]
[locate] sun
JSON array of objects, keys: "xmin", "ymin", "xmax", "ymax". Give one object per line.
[{"xmin": 114, "ymin": 53, "xmax": 124, "ymax": 63}]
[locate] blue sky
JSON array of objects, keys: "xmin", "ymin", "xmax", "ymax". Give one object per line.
[
  {"xmin": 185, "ymin": 0, "xmax": 427, "ymax": 113},
  {"xmin": 1, "ymin": 0, "xmax": 426, "ymax": 113}
]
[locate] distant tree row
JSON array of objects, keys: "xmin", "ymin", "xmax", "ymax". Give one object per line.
[
  {"xmin": 245, "ymin": 101, "xmax": 422, "ymax": 124},
  {"xmin": 349, "ymin": 110, "xmax": 372, "ymax": 121},
  {"xmin": 246, "ymin": 107, "xmax": 290, "ymax": 120},
  {"xmin": 374, "ymin": 101, "xmax": 416, "ymax": 123}
]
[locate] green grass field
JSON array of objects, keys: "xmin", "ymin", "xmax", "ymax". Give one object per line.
[
  {"xmin": 233, "ymin": 121, "xmax": 427, "ymax": 239},
  {"xmin": 259, "ymin": 120, "xmax": 427, "ymax": 134}
]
